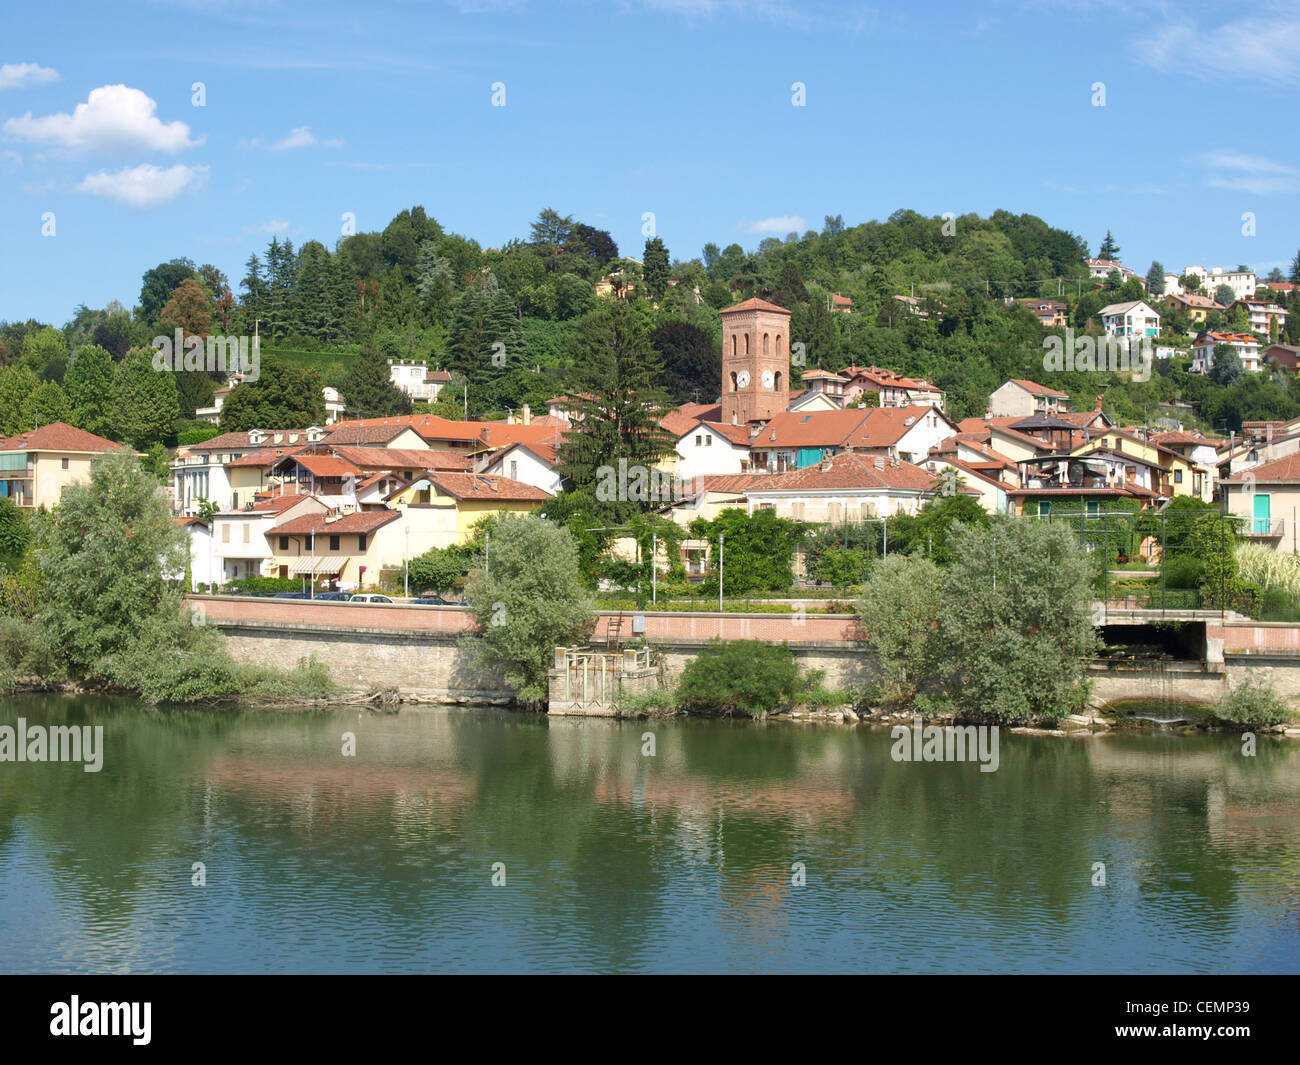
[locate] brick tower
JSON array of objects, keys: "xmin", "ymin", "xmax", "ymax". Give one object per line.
[{"xmin": 720, "ymin": 298, "xmax": 791, "ymax": 425}]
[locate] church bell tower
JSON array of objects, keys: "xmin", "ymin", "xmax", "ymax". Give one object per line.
[{"xmin": 720, "ymin": 298, "xmax": 791, "ymax": 425}]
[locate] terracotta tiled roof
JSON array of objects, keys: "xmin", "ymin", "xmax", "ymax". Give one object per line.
[
  {"xmin": 691, "ymin": 473, "xmax": 775, "ymax": 495},
  {"xmin": 660, "ymin": 411, "xmax": 701, "ymax": 437},
  {"xmin": 244, "ymin": 491, "xmax": 316, "ymax": 513},
  {"xmin": 226, "ymin": 446, "xmax": 300, "ymax": 468},
  {"xmin": 290, "ymin": 454, "xmax": 363, "ymax": 478},
  {"xmin": 273, "ymin": 509, "xmax": 401, "ymax": 535},
  {"xmin": 1006, "ymin": 379, "xmax": 1069, "ymax": 398},
  {"xmin": 326, "ymin": 446, "xmax": 472, "ymax": 471},
  {"xmin": 189, "ymin": 429, "xmax": 312, "ymax": 451},
  {"xmin": 678, "ymin": 402, "xmax": 722, "ymax": 422},
  {"xmin": 720, "ymin": 297, "xmax": 791, "ymax": 315},
  {"xmin": 427, "ymin": 472, "xmax": 549, "ymax": 501},
  {"xmin": 0, "ymin": 422, "xmax": 131, "ymax": 454},
  {"xmin": 754, "ymin": 409, "xmax": 874, "ymax": 448},
  {"xmin": 843, "ymin": 405, "xmax": 951, "ymax": 449},
  {"xmin": 320, "ymin": 424, "xmax": 414, "ymax": 445},
  {"xmin": 749, "ymin": 451, "xmax": 936, "ymax": 493},
  {"xmin": 1223, "ymin": 453, "xmax": 1300, "ymax": 483}
]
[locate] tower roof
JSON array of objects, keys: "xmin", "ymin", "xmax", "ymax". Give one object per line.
[{"xmin": 720, "ymin": 297, "xmax": 791, "ymax": 316}]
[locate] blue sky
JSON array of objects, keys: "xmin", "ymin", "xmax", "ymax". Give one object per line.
[{"xmin": 2, "ymin": 0, "xmax": 1299, "ymax": 325}]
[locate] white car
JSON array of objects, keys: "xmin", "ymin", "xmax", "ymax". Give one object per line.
[{"xmin": 349, "ymin": 593, "xmax": 394, "ymax": 604}]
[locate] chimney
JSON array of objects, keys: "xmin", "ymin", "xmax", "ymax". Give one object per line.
[
  {"xmin": 522, "ymin": 403, "xmax": 531, "ymax": 425},
  {"xmin": 1095, "ymin": 394, "xmax": 1104, "ymax": 411}
]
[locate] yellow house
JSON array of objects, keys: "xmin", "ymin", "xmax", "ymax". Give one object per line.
[
  {"xmin": 267, "ymin": 508, "xmax": 401, "ymax": 588},
  {"xmin": 386, "ymin": 471, "xmax": 548, "ymax": 548},
  {"xmin": 0, "ymin": 422, "xmax": 133, "ymax": 509},
  {"xmin": 1070, "ymin": 429, "xmax": 1197, "ymax": 499}
]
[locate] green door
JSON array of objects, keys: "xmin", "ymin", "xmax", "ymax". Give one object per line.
[{"xmin": 1253, "ymin": 492, "xmax": 1271, "ymax": 534}]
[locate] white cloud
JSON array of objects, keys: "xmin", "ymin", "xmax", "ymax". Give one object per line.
[
  {"xmin": 0, "ymin": 63, "xmax": 60, "ymax": 89},
  {"xmin": 4, "ymin": 84, "xmax": 202, "ymax": 154},
  {"xmin": 1200, "ymin": 148, "xmax": 1300, "ymax": 195},
  {"xmin": 272, "ymin": 125, "xmax": 343, "ymax": 150},
  {"xmin": 77, "ymin": 163, "xmax": 209, "ymax": 207},
  {"xmin": 1137, "ymin": 14, "xmax": 1300, "ymax": 86},
  {"xmin": 743, "ymin": 215, "xmax": 807, "ymax": 234}
]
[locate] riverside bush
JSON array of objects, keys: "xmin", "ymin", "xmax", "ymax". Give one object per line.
[
  {"xmin": 1214, "ymin": 675, "xmax": 1292, "ymax": 728},
  {"xmin": 675, "ymin": 639, "xmax": 803, "ymax": 716}
]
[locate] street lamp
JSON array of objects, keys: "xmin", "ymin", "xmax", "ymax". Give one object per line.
[{"xmin": 718, "ymin": 533, "xmax": 725, "ymax": 613}]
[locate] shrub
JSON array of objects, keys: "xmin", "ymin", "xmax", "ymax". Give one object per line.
[
  {"xmin": 464, "ymin": 514, "xmax": 595, "ymax": 705},
  {"xmin": 1214, "ymin": 675, "xmax": 1292, "ymax": 728},
  {"xmin": 676, "ymin": 639, "xmax": 803, "ymax": 716},
  {"xmin": 855, "ymin": 554, "xmax": 944, "ymax": 706},
  {"xmin": 1163, "ymin": 553, "xmax": 1203, "ymax": 589}
]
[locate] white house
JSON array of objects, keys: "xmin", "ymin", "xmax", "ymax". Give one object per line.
[
  {"xmin": 1191, "ymin": 332, "xmax": 1262, "ymax": 374},
  {"xmin": 478, "ymin": 441, "xmax": 564, "ymax": 496},
  {"xmin": 176, "ymin": 517, "xmax": 218, "ymax": 590},
  {"xmin": 989, "ymin": 379, "xmax": 1071, "ymax": 418},
  {"xmin": 1171, "ymin": 266, "xmax": 1256, "ymax": 303},
  {"xmin": 208, "ymin": 493, "xmax": 326, "ymax": 583},
  {"xmin": 1099, "ymin": 300, "xmax": 1161, "ymax": 338},
  {"xmin": 673, "ymin": 422, "xmax": 754, "ymax": 480},
  {"xmin": 1229, "ymin": 299, "xmax": 1287, "ymax": 337}
]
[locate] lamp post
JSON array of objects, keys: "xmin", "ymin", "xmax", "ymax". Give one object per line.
[
  {"xmin": 404, "ymin": 525, "xmax": 410, "ymax": 598},
  {"xmin": 651, "ymin": 533, "xmax": 657, "ymax": 606},
  {"xmin": 718, "ymin": 533, "xmax": 724, "ymax": 613}
]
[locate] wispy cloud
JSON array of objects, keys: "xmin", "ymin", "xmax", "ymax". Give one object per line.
[
  {"xmin": 4, "ymin": 84, "xmax": 202, "ymax": 154},
  {"xmin": 742, "ymin": 215, "xmax": 807, "ymax": 234},
  {"xmin": 244, "ymin": 125, "xmax": 344, "ymax": 150},
  {"xmin": 0, "ymin": 62, "xmax": 60, "ymax": 89},
  {"xmin": 1137, "ymin": 12, "xmax": 1300, "ymax": 86},
  {"xmin": 77, "ymin": 163, "xmax": 209, "ymax": 207},
  {"xmin": 1201, "ymin": 148, "xmax": 1300, "ymax": 195}
]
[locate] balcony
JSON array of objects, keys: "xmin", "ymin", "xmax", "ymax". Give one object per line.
[{"xmin": 1245, "ymin": 518, "xmax": 1285, "ymax": 540}]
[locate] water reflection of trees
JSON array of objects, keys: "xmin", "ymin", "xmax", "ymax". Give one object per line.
[{"xmin": 2, "ymin": 695, "xmax": 1297, "ymax": 971}]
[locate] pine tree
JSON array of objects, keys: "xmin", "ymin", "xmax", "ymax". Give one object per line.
[
  {"xmin": 64, "ymin": 345, "xmax": 116, "ymax": 435},
  {"xmin": 643, "ymin": 237, "xmax": 671, "ymax": 300},
  {"xmin": 1098, "ymin": 230, "xmax": 1120, "ymax": 261},
  {"xmin": 342, "ymin": 338, "xmax": 412, "ymax": 419},
  {"xmin": 108, "ymin": 348, "xmax": 181, "ymax": 450}
]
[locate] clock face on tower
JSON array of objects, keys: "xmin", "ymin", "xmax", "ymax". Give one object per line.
[
  {"xmin": 736, "ymin": 370, "xmax": 750, "ymax": 388},
  {"xmin": 761, "ymin": 370, "xmax": 774, "ymax": 388}
]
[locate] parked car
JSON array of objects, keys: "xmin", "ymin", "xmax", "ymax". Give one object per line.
[
  {"xmin": 350, "ymin": 593, "xmax": 394, "ymax": 604},
  {"xmin": 272, "ymin": 591, "xmax": 309, "ymax": 599},
  {"xmin": 410, "ymin": 595, "xmax": 448, "ymax": 605},
  {"xmin": 313, "ymin": 591, "xmax": 352, "ymax": 601}
]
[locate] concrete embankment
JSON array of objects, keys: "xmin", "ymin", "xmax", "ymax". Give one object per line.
[{"xmin": 190, "ymin": 596, "xmax": 1300, "ymax": 717}]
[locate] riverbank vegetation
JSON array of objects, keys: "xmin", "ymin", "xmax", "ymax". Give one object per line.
[
  {"xmin": 462, "ymin": 514, "xmax": 594, "ymax": 706},
  {"xmin": 620, "ymin": 639, "xmax": 850, "ymax": 718},
  {"xmin": 856, "ymin": 517, "xmax": 1097, "ymax": 724},
  {"xmin": 0, "ymin": 452, "xmax": 337, "ymax": 704}
]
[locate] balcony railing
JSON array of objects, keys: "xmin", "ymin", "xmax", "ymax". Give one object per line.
[{"xmin": 1247, "ymin": 518, "xmax": 1285, "ymax": 538}]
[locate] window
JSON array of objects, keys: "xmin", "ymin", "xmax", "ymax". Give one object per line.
[
  {"xmin": 828, "ymin": 502, "xmax": 843, "ymax": 522},
  {"xmin": 791, "ymin": 501, "xmax": 805, "ymax": 519},
  {"xmin": 329, "ymin": 535, "xmax": 340, "ymax": 551},
  {"xmin": 278, "ymin": 536, "xmax": 289, "ymax": 550},
  {"xmin": 509, "ymin": 460, "xmax": 518, "ymax": 480},
  {"xmin": 358, "ymin": 535, "xmax": 367, "ymax": 551},
  {"xmin": 695, "ymin": 435, "xmax": 703, "ymax": 447},
  {"xmin": 61, "ymin": 457, "xmax": 69, "ymax": 470},
  {"xmin": 1086, "ymin": 501, "xmax": 1099, "ymax": 517},
  {"xmin": 730, "ymin": 335, "xmax": 737, "ymax": 357},
  {"xmin": 744, "ymin": 333, "xmax": 750, "ymax": 355},
  {"xmin": 774, "ymin": 371, "xmax": 782, "ymax": 392},
  {"xmin": 1174, "ymin": 470, "xmax": 1183, "ymax": 484},
  {"xmin": 242, "ymin": 524, "xmax": 250, "ymax": 543},
  {"xmin": 1038, "ymin": 501, "xmax": 1051, "ymax": 517},
  {"xmin": 221, "ymin": 524, "xmax": 230, "ymax": 543},
  {"xmin": 705, "ymin": 435, "xmax": 712, "ymax": 447},
  {"xmin": 763, "ymin": 333, "xmax": 770, "ymax": 355}
]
